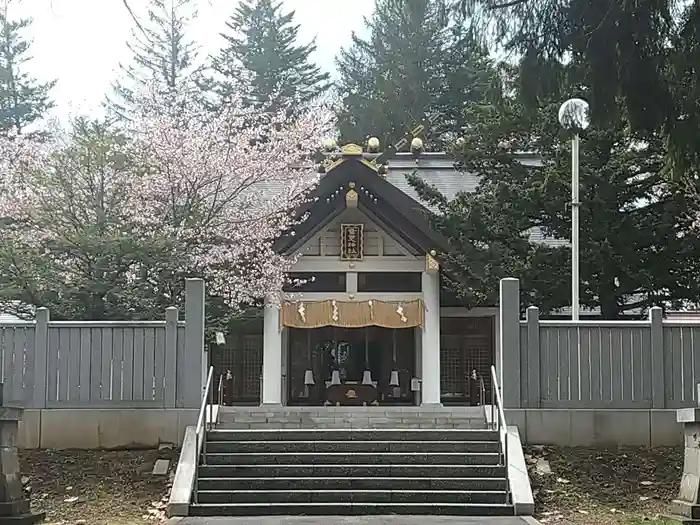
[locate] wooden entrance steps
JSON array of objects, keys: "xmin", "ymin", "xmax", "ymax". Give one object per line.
[{"xmin": 188, "ymin": 428, "xmax": 514, "ymax": 517}]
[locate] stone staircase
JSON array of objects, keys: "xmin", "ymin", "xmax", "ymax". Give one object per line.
[{"xmin": 187, "ymin": 408, "xmax": 515, "ymax": 517}]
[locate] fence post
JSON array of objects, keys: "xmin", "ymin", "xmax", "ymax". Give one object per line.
[
  {"xmin": 526, "ymin": 306, "xmax": 541, "ymax": 408},
  {"xmin": 30, "ymin": 308, "xmax": 49, "ymax": 409},
  {"xmin": 500, "ymin": 278, "xmax": 521, "ymax": 408},
  {"xmin": 649, "ymin": 306, "xmax": 665, "ymax": 408},
  {"xmin": 182, "ymin": 279, "xmax": 205, "ymax": 409},
  {"xmin": 164, "ymin": 307, "xmax": 178, "ymax": 408}
]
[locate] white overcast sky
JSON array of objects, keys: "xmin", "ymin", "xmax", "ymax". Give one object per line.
[{"xmin": 14, "ymin": 0, "xmax": 375, "ymax": 122}]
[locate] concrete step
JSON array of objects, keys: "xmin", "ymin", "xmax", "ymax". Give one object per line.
[
  {"xmin": 188, "ymin": 502, "xmax": 515, "ymax": 517},
  {"xmin": 201, "ymin": 452, "xmax": 501, "ymax": 466},
  {"xmin": 205, "ymin": 440, "xmax": 500, "ymax": 453},
  {"xmin": 197, "ymin": 477, "xmax": 508, "ymax": 492},
  {"xmin": 198, "ymin": 464, "xmax": 507, "ymax": 478},
  {"xmin": 214, "ymin": 422, "xmax": 486, "ymax": 430},
  {"xmin": 207, "ymin": 429, "xmax": 499, "ymax": 442},
  {"xmin": 195, "ymin": 489, "xmax": 509, "ymax": 504}
]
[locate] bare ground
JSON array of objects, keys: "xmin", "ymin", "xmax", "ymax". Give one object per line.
[
  {"xmin": 17, "ymin": 445, "xmax": 685, "ymax": 525},
  {"xmin": 525, "ymin": 445, "xmax": 683, "ymax": 525},
  {"xmin": 20, "ymin": 448, "xmax": 178, "ymax": 525}
]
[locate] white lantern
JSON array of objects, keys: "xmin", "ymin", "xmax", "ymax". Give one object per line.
[
  {"xmin": 389, "ymin": 370, "xmax": 400, "ymax": 387},
  {"xmin": 304, "ymin": 369, "xmax": 315, "ymax": 386},
  {"xmin": 331, "ymin": 370, "xmax": 341, "ymax": 385},
  {"xmin": 362, "ymin": 370, "xmax": 373, "ymax": 385}
]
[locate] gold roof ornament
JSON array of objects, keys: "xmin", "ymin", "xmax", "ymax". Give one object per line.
[
  {"xmin": 426, "ymin": 251, "xmax": 439, "ymax": 273},
  {"xmin": 341, "ymin": 143, "xmax": 364, "ymax": 157},
  {"xmin": 411, "ymin": 137, "xmax": 424, "ymax": 157},
  {"xmin": 367, "ymin": 137, "xmax": 380, "ymax": 152},
  {"xmin": 346, "ymin": 182, "xmax": 358, "ymax": 208}
]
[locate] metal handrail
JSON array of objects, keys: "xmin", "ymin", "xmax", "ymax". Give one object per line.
[
  {"xmin": 479, "ymin": 374, "xmax": 485, "ymax": 406},
  {"xmin": 217, "ymin": 373, "xmax": 224, "ymax": 407},
  {"xmin": 490, "ymin": 365, "xmax": 510, "ymax": 505},
  {"xmin": 193, "ymin": 366, "xmax": 215, "ymax": 505}
]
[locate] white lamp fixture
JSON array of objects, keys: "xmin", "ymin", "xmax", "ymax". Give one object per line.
[
  {"xmin": 362, "ymin": 370, "xmax": 373, "ymax": 385},
  {"xmin": 331, "ymin": 370, "xmax": 341, "ymax": 385},
  {"xmin": 557, "ymin": 97, "xmax": 591, "ymax": 321},
  {"xmin": 389, "ymin": 370, "xmax": 400, "ymax": 387},
  {"xmin": 304, "ymin": 369, "xmax": 315, "ymax": 386}
]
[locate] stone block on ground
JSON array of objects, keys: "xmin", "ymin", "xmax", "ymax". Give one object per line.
[{"xmin": 152, "ymin": 459, "xmax": 170, "ymax": 476}]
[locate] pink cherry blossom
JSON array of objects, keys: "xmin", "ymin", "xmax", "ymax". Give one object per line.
[{"xmin": 0, "ymin": 87, "xmax": 335, "ymax": 313}]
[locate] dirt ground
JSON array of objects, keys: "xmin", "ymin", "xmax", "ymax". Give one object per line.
[
  {"xmin": 525, "ymin": 445, "xmax": 683, "ymax": 525},
  {"xmin": 20, "ymin": 448, "xmax": 178, "ymax": 525},
  {"xmin": 18, "ymin": 445, "xmax": 685, "ymax": 525}
]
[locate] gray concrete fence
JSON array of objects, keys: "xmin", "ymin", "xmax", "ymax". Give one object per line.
[
  {"xmin": 0, "ymin": 279, "xmax": 206, "ymax": 449},
  {"xmin": 500, "ymin": 278, "xmax": 695, "ymax": 446}
]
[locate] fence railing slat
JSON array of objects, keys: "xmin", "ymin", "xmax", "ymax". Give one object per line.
[
  {"xmin": 89, "ymin": 327, "xmax": 103, "ymax": 401},
  {"xmin": 123, "ymin": 328, "xmax": 135, "ymax": 401},
  {"xmin": 79, "ymin": 329, "xmax": 91, "ymax": 402},
  {"xmin": 164, "ymin": 308, "xmax": 178, "ymax": 408},
  {"xmin": 100, "ymin": 328, "xmax": 113, "ymax": 401},
  {"xmin": 133, "ymin": 329, "xmax": 146, "ymax": 401},
  {"xmin": 12, "ymin": 327, "xmax": 26, "ymax": 402},
  {"xmin": 154, "ymin": 324, "xmax": 166, "ymax": 403},
  {"xmin": 523, "ymin": 308, "xmax": 537, "ymax": 407},
  {"xmin": 579, "ymin": 326, "xmax": 591, "ymax": 403},
  {"xmin": 682, "ymin": 325, "xmax": 694, "ymax": 403},
  {"xmin": 568, "ymin": 326, "xmax": 579, "ymax": 403},
  {"xmin": 589, "ymin": 326, "xmax": 601, "ymax": 403}
]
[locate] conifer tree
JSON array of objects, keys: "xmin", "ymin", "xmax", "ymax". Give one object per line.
[
  {"xmin": 202, "ymin": 0, "xmax": 330, "ymax": 113},
  {"xmin": 107, "ymin": 0, "xmax": 200, "ymax": 120},
  {"xmin": 0, "ymin": 0, "xmax": 55, "ymax": 134},
  {"xmin": 409, "ymin": 79, "xmax": 700, "ymax": 317},
  {"xmin": 335, "ymin": 0, "xmax": 495, "ymax": 150}
]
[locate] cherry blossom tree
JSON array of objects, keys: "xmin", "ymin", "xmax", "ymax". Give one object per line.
[
  {"xmin": 0, "ymin": 91, "xmax": 335, "ymax": 320},
  {"xmin": 130, "ymin": 88, "xmax": 335, "ymax": 309}
]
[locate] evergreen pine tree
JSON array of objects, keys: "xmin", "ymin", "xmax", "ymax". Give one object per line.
[
  {"xmin": 107, "ymin": 0, "xmax": 200, "ymax": 120},
  {"xmin": 0, "ymin": 1, "xmax": 55, "ymax": 134},
  {"xmin": 408, "ymin": 79, "xmax": 700, "ymax": 317},
  {"xmin": 335, "ymin": 0, "xmax": 495, "ymax": 150},
  {"xmin": 202, "ymin": 0, "xmax": 330, "ymax": 113}
]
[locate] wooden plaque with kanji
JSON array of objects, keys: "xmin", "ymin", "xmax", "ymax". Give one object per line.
[{"xmin": 340, "ymin": 223, "xmax": 364, "ymax": 260}]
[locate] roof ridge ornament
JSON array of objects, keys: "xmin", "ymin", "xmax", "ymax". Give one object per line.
[
  {"xmin": 341, "ymin": 143, "xmax": 363, "ymax": 156},
  {"xmin": 373, "ymin": 112, "xmax": 441, "ymax": 168}
]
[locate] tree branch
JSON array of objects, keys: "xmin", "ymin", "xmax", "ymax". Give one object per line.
[
  {"xmin": 488, "ymin": 0, "xmax": 528, "ymax": 8},
  {"xmin": 121, "ymin": 0, "xmax": 149, "ymax": 39}
]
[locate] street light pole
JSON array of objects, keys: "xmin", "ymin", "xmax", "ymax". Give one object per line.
[
  {"xmin": 558, "ymin": 98, "xmax": 590, "ymax": 322},
  {"xmin": 571, "ymin": 132, "xmax": 580, "ymax": 321}
]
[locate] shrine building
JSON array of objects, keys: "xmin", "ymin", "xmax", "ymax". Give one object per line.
[{"xmin": 215, "ymin": 141, "xmax": 541, "ymax": 408}]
